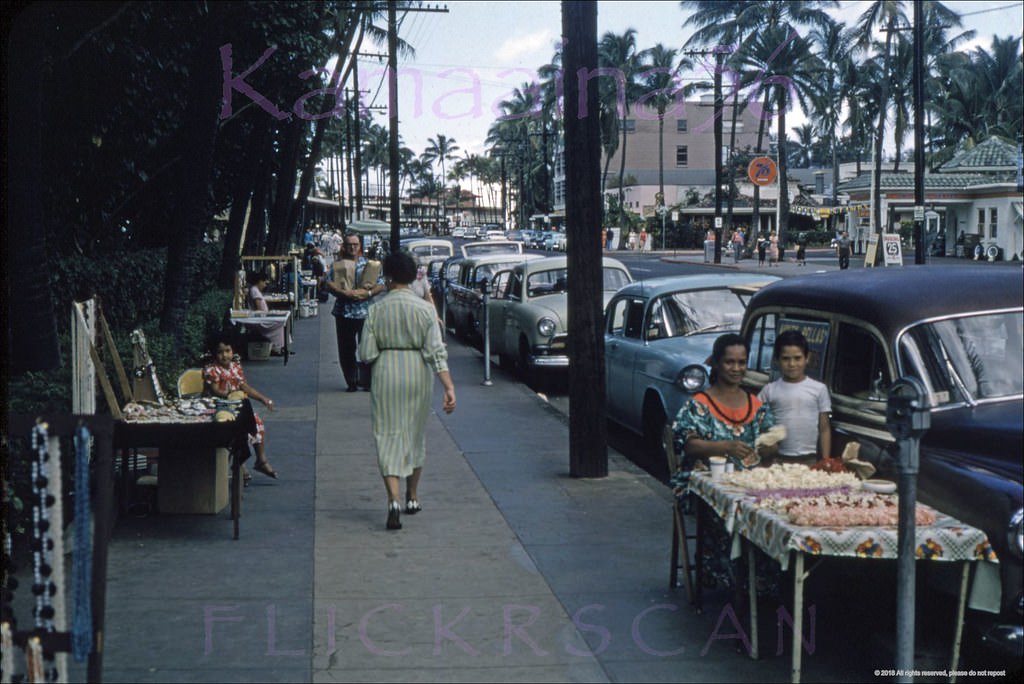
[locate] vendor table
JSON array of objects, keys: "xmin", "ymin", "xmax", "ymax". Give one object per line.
[
  {"xmin": 114, "ymin": 401, "xmax": 256, "ymax": 539},
  {"xmin": 229, "ymin": 309, "xmax": 292, "ymax": 365},
  {"xmin": 688, "ymin": 471, "xmax": 1000, "ymax": 683}
]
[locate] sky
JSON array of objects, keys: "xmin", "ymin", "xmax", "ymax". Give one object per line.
[{"xmin": 352, "ymin": 0, "xmax": 1024, "ymax": 159}]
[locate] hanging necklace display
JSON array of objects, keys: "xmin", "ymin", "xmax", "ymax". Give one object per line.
[
  {"xmin": 29, "ymin": 423, "xmax": 58, "ymax": 683},
  {"xmin": 71, "ymin": 425, "xmax": 93, "ymax": 662}
]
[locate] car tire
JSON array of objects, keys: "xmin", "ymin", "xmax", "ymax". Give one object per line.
[
  {"xmin": 642, "ymin": 396, "xmax": 668, "ymax": 468},
  {"xmin": 518, "ymin": 337, "xmax": 535, "ymax": 389}
]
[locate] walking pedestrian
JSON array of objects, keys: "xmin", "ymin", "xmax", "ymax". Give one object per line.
[
  {"xmin": 321, "ymin": 234, "xmax": 385, "ymax": 391},
  {"xmin": 731, "ymin": 229, "xmax": 744, "ymax": 263},
  {"xmin": 768, "ymin": 231, "xmax": 779, "ymax": 267},
  {"xmin": 757, "ymin": 235, "xmax": 767, "ymax": 267},
  {"xmin": 359, "ymin": 251, "xmax": 457, "ymax": 530},
  {"xmin": 836, "ymin": 231, "xmax": 852, "ymax": 270}
]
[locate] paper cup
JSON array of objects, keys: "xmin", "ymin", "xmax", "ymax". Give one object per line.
[
  {"xmin": 709, "ymin": 456, "xmax": 727, "ymax": 479},
  {"xmin": 725, "ymin": 461, "xmax": 735, "ymax": 473}
]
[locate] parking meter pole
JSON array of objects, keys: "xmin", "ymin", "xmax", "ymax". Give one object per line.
[
  {"xmin": 440, "ymin": 275, "xmax": 447, "ymax": 335},
  {"xmin": 886, "ymin": 378, "xmax": 930, "ymax": 683},
  {"xmin": 480, "ymin": 278, "xmax": 492, "ymax": 387}
]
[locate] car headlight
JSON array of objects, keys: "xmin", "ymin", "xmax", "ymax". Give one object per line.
[
  {"xmin": 676, "ymin": 364, "xmax": 708, "ymax": 392},
  {"xmin": 537, "ymin": 317, "xmax": 556, "ymax": 337},
  {"xmin": 1010, "ymin": 509, "xmax": 1024, "ymax": 557}
]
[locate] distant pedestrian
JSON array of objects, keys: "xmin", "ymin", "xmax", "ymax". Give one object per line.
[
  {"xmin": 628, "ymin": 230, "xmax": 637, "ymax": 250},
  {"xmin": 836, "ymin": 231, "xmax": 852, "ymax": 270},
  {"xmin": 757, "ymin": 236, "xmax": 767, "ymax": 267},
  {"xmin": 606, "ymin": 228, "xmax": 614, "ymax": 250},
  {"xmin": 731, "ymin": 229, "xmax": 744, "ymax": 263},
  {"xmin": 639, "ymin": 228, "xmax": 648, "ymax": 251},
  {"xmin": 796, "ymin": 233, "xmax": 806, "ymax": 266},
  {"xmin": 768, "ymin": 231, "xmax": 779, "ymax": 267}
]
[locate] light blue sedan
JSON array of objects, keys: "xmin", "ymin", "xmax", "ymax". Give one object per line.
[{"xmin": 604, "ymin": 273, "xmax": 779, "ymax": 455}]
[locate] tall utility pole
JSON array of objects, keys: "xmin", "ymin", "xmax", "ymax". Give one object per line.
[
  {"xmin": 563, "ymin": 0, "xmax": 607, "ymax": 478},
  {"xmin": 385, "ymin": 1, "xmax": 448, "ymax": 245},
  {"xmin": 912, "ymin": 0, "xmax": 926, "ymax": 264},
  {"xmin": 387, "ymin": 3, "xmax": 400, "ymax": 251},
  {"xmin": 683, "ymin": 46, "xmax": 733, "ymax": 264}
]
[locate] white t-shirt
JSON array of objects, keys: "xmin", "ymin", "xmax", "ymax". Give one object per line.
[{"xmin": 758, "ymin": 376, "xmax": 831, "ymax": 457}]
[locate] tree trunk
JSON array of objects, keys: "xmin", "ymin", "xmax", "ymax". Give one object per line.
[
  {"xmin": 159, "ymin": 3, "xmax": 225, "ymax": 354},
  {"xmin": 616, "ymin": 112, "xmax": 629, "ymax": 229},
  {"xmin": 243, "ymin": 132, "xmax": 274, "ymax": 257},
  {"xmin": 747, "ymin": 89, "xmax": 772, "ymax": 254},
  {"xmin": 266, "ymin": 120, "xmax": 305, "ymax": 255},
  {"xmin": 218, "ymin": 121, "xmax": 268, "ymax": 287},
  {"xmin": 6, "ymin": 3, "xmax": 60, "ymax": 373},
  {"xmin": 563, "ymin": 0, "xmax": 607, "ymax": 478},
  {"xmin": 777, "ymin": 105, "xmax": 789, "ymax": 247}
]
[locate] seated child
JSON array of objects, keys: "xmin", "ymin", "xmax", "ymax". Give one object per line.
[{"xmin": 203, "ymin": 338, "xmax": 279, "ymax": 480}]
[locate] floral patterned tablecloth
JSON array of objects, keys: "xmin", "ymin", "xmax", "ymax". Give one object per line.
[{"xmin": 689, "ymin": 471, "xmax": 1002, "ymax": 613}]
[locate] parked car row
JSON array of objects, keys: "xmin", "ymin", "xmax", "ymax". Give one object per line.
[
  {"xmin": 442, "ymin": 258, "xmax": 1022, "ymax": 659},
  {"xmin": 596, "ymin": 265, "xmax": 1022, "ymax": 660}
]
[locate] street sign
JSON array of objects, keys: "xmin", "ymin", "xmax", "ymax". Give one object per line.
[
  {"xmin": 714, "ymin": 216, "xmax": 722, "ymax": 228},
  {"xmin": 913, "ymin": 206, "xmax": 924, "ymax": 221},
  {"xmin": 671, "ymin": 211, "xmax": 679, "ymax": 221},
  {"xmin": 748, "ymin": 156, "xmax": 778, "ymax": 186}
]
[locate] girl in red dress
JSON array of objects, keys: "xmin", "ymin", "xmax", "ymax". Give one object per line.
[{"xmin": 203, "ymin": 339, "xmax": 278, "ymax": 479}]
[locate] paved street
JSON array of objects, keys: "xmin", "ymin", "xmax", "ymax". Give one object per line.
[{"xmin": 79, "ymin": 263, "xmax": 1021, "ymax": 683}]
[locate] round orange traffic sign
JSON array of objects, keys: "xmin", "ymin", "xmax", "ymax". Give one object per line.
[{"xmin": 748, "ymin": 156, "xmax": 778, "ymax": 186}]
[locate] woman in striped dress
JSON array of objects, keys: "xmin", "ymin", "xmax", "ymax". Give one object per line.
[{"xmin": 359, "ymin": 251, "xmax": 457, "ymax": 530}]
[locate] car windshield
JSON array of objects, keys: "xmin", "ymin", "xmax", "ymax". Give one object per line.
[
  {"xmin": 526, "ymin": 267, "xmax": 630, "ymax": 297},
  {"xmin": 900, "ymin": 311, "xmax": 1023, "ymax": 404},
  {"xmin": 647, "ymin": 288, "xmax": 746, "ymax": 340}
]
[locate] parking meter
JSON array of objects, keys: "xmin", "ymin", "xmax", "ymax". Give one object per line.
[
  {"xmin": 886, "ymin": 376, "xmax": 930, "ymax": 445},
  {"xmin": 886, "ymin": 375, "xmax": 931, "ymax": 681},
  {"xmin": 439, "ymin": 271, "xmax": 447, "ymax": 332},
  {"xmin": 479, "ymin": 276, "xmax": 492, "ymax": 387}
]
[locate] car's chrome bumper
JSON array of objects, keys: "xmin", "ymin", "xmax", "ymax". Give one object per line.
[
  {"xmin": 530, "ymin": 354, "xmax": 569, "ymax": 368},
  {"xmin": 980, "ymin": 621, "xmax": 1024, "ymax": 659}
]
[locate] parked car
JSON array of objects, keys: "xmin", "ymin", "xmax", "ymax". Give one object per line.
[
  {"xmin": 487, "ymin": 255, "xmax": 632, "ymax": 383},
  {"xmin": 603, "ymin": 273, "xmax": 780, "ymax": 454},
  {"xmin": 402, "ymin": 238, "xmax": 454, "ymax": 266},
  {"xmin": 451, "ymin": 226, "xmax": 467, "ymax": 239},
  {"xmin": 444, "ymin": 253, "xmax": 543, "ymax": 340},
  {"xmin": 459, "ymin": 240, "xmax": 524, "ymax": 258},
  {"xmin": 739, "ymin": 266, "xmax": 1022, "ymax": 658}
]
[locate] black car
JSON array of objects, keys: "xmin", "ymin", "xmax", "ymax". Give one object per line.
[{"xmin": 740, "ymin": 265, "xmax": 1023, "ymax": 658}]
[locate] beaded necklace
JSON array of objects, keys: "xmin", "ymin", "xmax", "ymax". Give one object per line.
[{"xmin": 697, "ymin": 390, "xmax": 754, "ymax": 437}]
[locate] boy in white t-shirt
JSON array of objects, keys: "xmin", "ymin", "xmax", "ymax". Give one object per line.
[{"xmin": 758, "ymin": 329, "xmax": 832, "ymax": 465}]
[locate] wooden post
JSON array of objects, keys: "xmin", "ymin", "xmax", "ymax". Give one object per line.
[{"xmin": 562, "ymin": 0, "xmax": 607, "ymax": 478}]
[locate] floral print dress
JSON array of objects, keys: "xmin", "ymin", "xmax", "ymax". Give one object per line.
[
  {"xmin": 671, "ymin": 391, "xmax": 779, "ymax": 595},
  {"xmin": 203, "ymin": 361, "xmax": 264, "ymax": 445}
]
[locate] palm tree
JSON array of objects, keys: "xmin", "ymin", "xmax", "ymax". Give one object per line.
[
  {"xmin": 637, "ymin": 44, "xmax": 684, "ymax": 210},
  {"xmin": 809, "ymin": 16, "xmax": 855, "ymax": 230},
  {"xmin": 599, "ymin": 28, "xmax": 643, "ymax": 230},
  {"xmin": 789, "ymin": 123, "xmax": 815, "ymax": 167},
  {"xmin": 739, "ymin": 24, "xmax": 824, "ymax": 247},
  {"xmin": 682, "ymin": 1, "xmax": 759, "ymax": 241},
  {"xmin": 422, "ymin": 133, "xmax": 459, "ymax": 232}
]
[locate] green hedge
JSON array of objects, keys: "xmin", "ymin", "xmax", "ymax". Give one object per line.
[{"xmin": 8, "ymin": 244, "xmax": 230, "ymax": 414}]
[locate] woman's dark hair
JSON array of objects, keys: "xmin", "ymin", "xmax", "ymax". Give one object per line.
[
  {"xmin": 708, "ymin": 333, "xmax": 750, "ymax": 384},
  {"xmin": 383, "ymin": 251, "xmax": 418, "ymax": 285},
  {"xmin": 247, "ymin": 270, "xmax": 269, "ymax": 286},
  {"xmin": 773, "ymin": 329, "xmax": 809, "ymax": 359}
]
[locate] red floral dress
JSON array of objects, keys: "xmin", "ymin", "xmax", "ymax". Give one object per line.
[{"xmin": 203, "ymin": 361, "xmax": 264, "ymax": 444}]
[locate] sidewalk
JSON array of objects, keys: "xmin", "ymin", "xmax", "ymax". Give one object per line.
[{"xmin": 95, "ymin": 301, "xmax": 902, "ymax": 682}]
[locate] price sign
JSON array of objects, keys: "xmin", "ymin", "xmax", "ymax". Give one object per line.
[{"xmin": 883, "ymin": 234, "xmax": 903, "ymax": 266}]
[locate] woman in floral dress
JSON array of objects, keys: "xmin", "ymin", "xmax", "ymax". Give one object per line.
[
  {"xmin": 203, "ymin": 339, "xmax": 278, "ymax": 480},
  {"xmin": 671, "ymin": 333, "xmax": 777, "ymax": 594}
]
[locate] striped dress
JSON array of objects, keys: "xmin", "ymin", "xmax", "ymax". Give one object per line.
[{"xmin": 358, "ymin": 288, "xmax": 449, "ymax": 477}]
